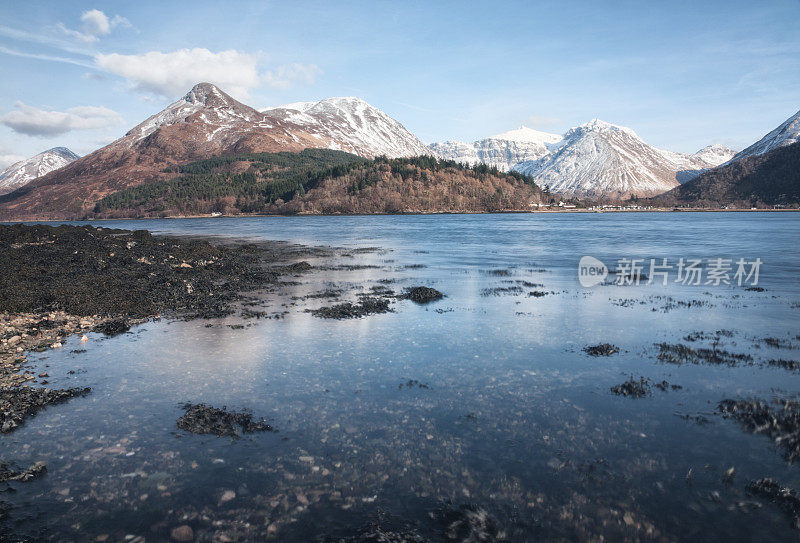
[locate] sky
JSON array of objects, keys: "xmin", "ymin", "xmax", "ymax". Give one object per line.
[{"xmin": 0, "ymin": 0, "xmax": 799, "ymax": 166}]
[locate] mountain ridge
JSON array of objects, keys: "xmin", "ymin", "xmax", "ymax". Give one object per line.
[{"xmin": 433, "ymin": 121, "xmax": 735, "ymax": 199}]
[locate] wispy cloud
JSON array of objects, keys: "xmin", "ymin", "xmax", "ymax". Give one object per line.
[
  {"xmin": 0, "ymin": 102, "xmax": 124, "ymax": 137},
  {"xmin": 0, "ymin": 25, "xmax": 93, "ymax": 56},
  {"xmin": 0, "ymin": 45, "xmax": 94, "ymax": 69}
]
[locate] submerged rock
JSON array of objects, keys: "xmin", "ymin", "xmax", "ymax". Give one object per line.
[
  {"xmin": 747, "ymin": 478, "xmax": 800, "ymax": 528},
  {"xmin": 611, "ymin": 377, "xmax": 650, "ymax": 398},
  {"xmin": 439, "ymin": 504, "xmax": 499, "ymax": 542},
  {"xmin": 718, "ymin": 398, "xmax": 800, "ymax": 462},
  {"xmin": 177, "ymin": 403, "xmax": 274, "ymax": 437}
]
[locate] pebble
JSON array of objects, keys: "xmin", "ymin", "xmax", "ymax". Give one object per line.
[
  {"xmin": 220, "ymin": 490, "xmax": 236, "ymax": 503},
  {"xmin": 170, "ymin": 524, "xmax": 194, "ymax": 542}
]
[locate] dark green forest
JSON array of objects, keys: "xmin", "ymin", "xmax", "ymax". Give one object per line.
[{"xmin": 92, "ymin": 149, "xmax": 544, "ymax": 216}]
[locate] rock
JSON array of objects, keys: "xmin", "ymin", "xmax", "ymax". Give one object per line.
[
  {"xmin": 399, "ymin": 286, "xmax": 444, "ymax": 304},
  {"xmin": 220, "ymin": 490, "xmax": 236, "ymax": 503},
  {"xmin": 177, "ymin": 403, "xmax": 274, "ymax": 437},
  {"xmin": 171, "ymin": 524, "xmax": 194, "ymax": 542},
  {"xmin": 7, "ymin": 336, "xmax": 21, "ymax": 346},
  {"xmin": 584, "ymin": 343, "xmax": 619, "ymax": 356}
]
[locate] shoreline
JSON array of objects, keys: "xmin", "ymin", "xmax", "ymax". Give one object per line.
[{"xmin": 2, "ymin": 207, "xmax": 799, "ymax": 224}]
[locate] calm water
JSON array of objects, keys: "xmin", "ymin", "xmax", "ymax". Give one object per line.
[{"xmin": 3, "ymin": 212, "xmax": 800, "ymax": 541}]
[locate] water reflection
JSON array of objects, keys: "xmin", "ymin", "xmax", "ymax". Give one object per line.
[{"xmin": 2, "ymin": 213, "xmax": 799, "ymax": 541}]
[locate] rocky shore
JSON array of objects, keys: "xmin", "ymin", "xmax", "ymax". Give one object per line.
[{"xmin": 0, "ymin": 225, "xmax": 325, "ymax": 491}]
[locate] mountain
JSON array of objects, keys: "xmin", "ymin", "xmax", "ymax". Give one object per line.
[
  {"xmin": 730, "ymin": 109, "xmax": 800, "ymax": 162},
  {"xmin": 429, "ymin": 126, "xmax": 562, "ymax": 171},
  {"xmin": 0, "ymin": 147, "xmax": 79, "ymax": 195},
  {"xmin": 1, "ymin": 83, "xmax": 434, "ymax": 220},
  {"xmin": 647, "ymin": 140, "xmax": 800, "ymax": 208},
  {"xmin": 260, "ymin": 97, "xmax": 432, "ymax": 158},
  {"xmin": 432, "ymin": 121, "xmax": 733, "ymax": 199}
]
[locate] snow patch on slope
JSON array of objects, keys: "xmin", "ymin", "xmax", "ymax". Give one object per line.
[{"xmin": 731, "ymin": 110, "xmax": 800, "ymax": 162}]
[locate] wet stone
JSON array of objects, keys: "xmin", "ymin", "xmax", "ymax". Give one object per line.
[
  {"xmin": 0, "ymin": 386, "xmax": 91, "ymax": 433},
  {"xmin": 0, "ymin": 461, "xmax": 46, "ymax": 482},
  {"xmin": 94, "ymin": 318, "xmax": 131, "ymax": 337},
  {"xmin": 611, "ymin": 377, "xmax": 651, "ymax": 398},
  {"xmin": 310, "ymin": 297, "xmax": 392, "ymax": 319},
  {"xmin": 177, "ymin": 403, "xmax": 274, "ymax": 437},
  {"xmin": 584, "ymin": 344, "xmax": 619, "ymax": 357},
  {"xmin": 398, "ymin": 286, "xmax": 444, "ymax": 304}
]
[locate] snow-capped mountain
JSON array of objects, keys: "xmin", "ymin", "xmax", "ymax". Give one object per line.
[
  {"xmin": 125, "ymin": 82, "xmax": 324, "ymax": 152},
  {"xmin": 731, "ymin": 109, "xmax": 800, "ymax": 162},
  {"xmin": 430, "ymin": 126, "xmax": 561, "ymax": 171},
  {"xmin": 434, "ymin": 120, "xmax": 734, "ymax": 199},
  {"xmin": 0, "ymin": 83, "xmax": 438, "ymax": 219},
  {"xmin": 260, "ymin": 97, "xmax": 432, "ymax": 158},
  {"xmin": 691, "ymin": 144, "xmax": 737, "ymax": 166},
  {"xmin": 0, "ymin": 147, "xmax": 79, "ymax": 194},
  {"xmin": 514, "ymin": 120, "xmax": 734, "ymax": 198}
]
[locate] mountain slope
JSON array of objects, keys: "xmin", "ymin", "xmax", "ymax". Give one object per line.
[
  {"xmin": 0, "ymin": 147, "xmax": 79, "ymax": 194},
  {"xmin": 731, "ymin": 109, "xmax": 800, "ymax": 162},
  {"xmin": 514, "ymin": 120, "xmax": 733, "ymax": 199},
  {"xmin": 647, "ymin": 140, "xmax": 800, "ymax": 208},
  {"xmin": 0, "ymin": 83, "xmax": 328, "ymax": 220},
  {"xmin": 261, "ymin": 97, "xmax": 432, "ymax": 158},
  {"xmin": 429, "ymin": 126, "xmax": 561, "ymax": 171},
  {"xmin": 88, "ymin": 151, "xmax": 553, "ymax": 217}
]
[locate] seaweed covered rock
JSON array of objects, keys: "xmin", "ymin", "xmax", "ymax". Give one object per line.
[
  {"xmin": 0, "ymin": 387, "xmax": 91, "ymax": 433},
  {"xmin": 310, "ymin": 297, "xmax": 392, "ymax": 319},
  {"xmin": 584, "ymin": 344, "xmax": 619, "ymax": 357},
  {"xmin": 399, "ymin": 286, "xmax": 444, "ymax": 304},
  {"xmin": 747, "ymin": 478, "xmax": 800, "ymax": 528},
  {"xmin": 0, "ymin": 461, "xmax": 46, "ymax": 482},
  {"xmin": 177, "ymin": 403, "xmax": 274, "ymax": 437},
  {"xmin": 718, "ymin": 398, "xmax": 800, "ymax": 462}
]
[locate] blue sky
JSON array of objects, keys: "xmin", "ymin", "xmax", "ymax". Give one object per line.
[{"xmin": 1, "ymin": 0, "xmax": 799, "ymax": 165}]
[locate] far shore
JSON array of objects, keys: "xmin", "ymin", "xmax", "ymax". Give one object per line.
[{"xmin": 3, "ymin": 207, "xmax": 799, "ymax": 223}]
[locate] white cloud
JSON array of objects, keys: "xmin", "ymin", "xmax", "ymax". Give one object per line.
[
  {"xmin": 95, "ymin": 48, "xmax": 321, "ymax": 99},
  {"xmin": 0, "ymin": 102, "xmax": 124, "ymax": 137},
  {"xmin": 58, "ymin": 9, "xmax": 130, "ymax": 43},
  {"xmin": 0, "ymin": 147, "xmax": 26, "ymax": 170}
]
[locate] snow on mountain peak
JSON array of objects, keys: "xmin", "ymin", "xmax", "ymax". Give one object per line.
[
  {"xmin": 183, "ymin": 82, "xmax": 231, "ymax": 106},
  {"xmin": 261, "ymin": 96, "xmax": 432, "ymax": 158},
  {"xmin": 692, "ymin": 144, "xmax": 736, "ymax": 165},
  {"xmin": 0, "ymin": 147, "xmax": 79, "ymax": 194},
  {"xmin": 571, "ymin": 119, "xmax": 638, "ymax": 138},
  {"xmin": 126, "ymin": 83, "xmax": 264, "ymax": 143}
]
